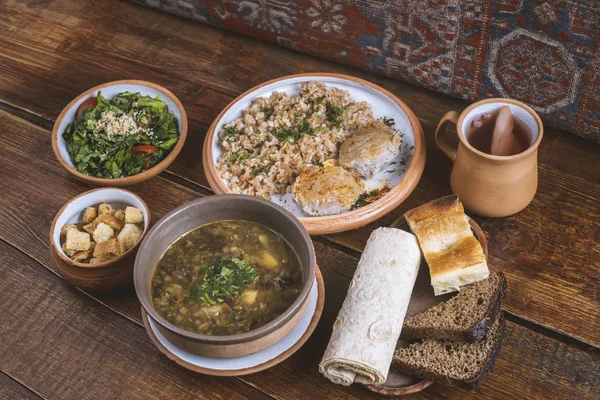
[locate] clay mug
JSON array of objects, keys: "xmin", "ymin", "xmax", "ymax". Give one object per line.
[{"xmin": 435, "ymin": 98, "xmax": 543, "ymax": 217}]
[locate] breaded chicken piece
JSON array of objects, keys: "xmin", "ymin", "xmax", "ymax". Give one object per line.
[
  {"xmin": 339, "ymin": 125, "xmax": 401, "ymax": 178},
  {"xmin": 292, "ymin": 166, "xmax": 365, "ymax": 216}
]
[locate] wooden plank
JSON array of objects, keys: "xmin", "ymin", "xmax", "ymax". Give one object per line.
[
  {"xmin": 0, "ymin": 111, "xmax": 384, "ymax": 399},
  {"xmin": 1, "ymin": 111, "xmax": 599, "ymax": 399},
  {"xmin": 0, "ymin": 0, "xmax": 598, "ymax": 186},
  {"xmin": 2, "ymin": 55, "xmax": 600, "ymax": 351},
  {"xmin": 324, "ymin": 161, "xmax": 600, "ymax": 347},
  {"xmin": 0, "ymin": 372, "xmax": 44, "ymax": 400},
  {"xmin": 247, "ymin": 243, "xmax": 600, "ymax": 400},
  {"xmin": 3, "ymin": 234, "xmax": 600, "ymax": 400},
  {"xmin": 0, "ymin": 241, "xmax": 271, "ymax": 400},
  {"xmin": 1, "ymin": 0, "xmax": 600, "ymax": 392}
]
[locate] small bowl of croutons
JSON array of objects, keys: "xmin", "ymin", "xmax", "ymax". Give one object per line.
[{"xmin": 49, "ymin": 187, "xmax": 151, "ymax": 291}]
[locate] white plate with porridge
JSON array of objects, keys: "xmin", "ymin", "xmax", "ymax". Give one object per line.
[{"xmin": 203, "ymin": 73, "xmax": 425, "ymax": 234}]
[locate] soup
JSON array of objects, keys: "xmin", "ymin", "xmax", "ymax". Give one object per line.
[{"xmin": 151, "ymin": 220, "xmax": 303, "ymax": 335}]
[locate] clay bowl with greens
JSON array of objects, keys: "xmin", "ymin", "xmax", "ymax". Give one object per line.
[
  {"xmin": 52, "ymin": 80, "xmax": 188, "ymax": 187},
  {"xmin": 134, "ymin": 195, "xmax": 316, "ymax": 358}
]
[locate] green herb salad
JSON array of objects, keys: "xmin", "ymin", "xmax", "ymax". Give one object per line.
[{"xmin": 62, "ymin": 91, "xmax": 180, "ymax": 179}]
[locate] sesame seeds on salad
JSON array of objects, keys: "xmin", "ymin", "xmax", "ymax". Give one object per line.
[{"xmin": 93, "ymin": 111, "xmax": 140, "ymax": 137}]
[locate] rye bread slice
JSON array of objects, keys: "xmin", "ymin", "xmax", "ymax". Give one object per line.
[
  {"xmin": 402, "ymin": 271, "xmax": 507, "ymax": 342},
  {"xmin": 393, "ymin": 313, "xmax": 505, "ymax": 388}
]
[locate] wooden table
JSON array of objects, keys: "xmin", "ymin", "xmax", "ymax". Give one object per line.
[{"xmin": 1, "ymin": 1, "xmax": 599, "ymax": 399}]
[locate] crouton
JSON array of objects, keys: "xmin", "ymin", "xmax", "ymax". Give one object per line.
[
  {"xmin": 94, "ymin": 214, "xmax": 125, "ymax": 231},
  {"xmin": 72, "ymin": 248, "xmax": 94, "ymax": 263},
  {"xmin": 82, "ymin": 207, "xmax": 97, "ymax": 223},
  {"xmin": 124, "ymin": 206, "xmax": 144, "ymax": 224},
  {"xmin": 60, "ymin": 224, "xmax": 77, "ymax": 240},
  {"xmin": 62, "ymin": 241, "xmax": 77, "ymax": 257},
  {"xmin": 117, "ymin": 223, "xmax": 143, "ymax": 252},
  {"xmin": 93, "ymin": 238, "xmax": 121, "ymax": 259},
  {"xmin": 98, "ymin": 203, "xmax": 114, "ymax": 215},
  {"xmin": 114, "ymin": 209, "xmax": 125, "ymax": 221},
  {"xmin": 93, "ymin": 222, "xmax": 114, "ymax": 243},
  {"xmin": 65, "ymin": 228, "xmax": 91, "ymax": 252},
  {"xmin": 83, "ymin": 223, "xmax": 96, "ymax": 235},
  {"xmin": 89, "ymin": 257, "xmax": 102, "ymax": 264},
  {"xmin": 240, "ymin": 290, "xmax": 259, "ymax": 308}
]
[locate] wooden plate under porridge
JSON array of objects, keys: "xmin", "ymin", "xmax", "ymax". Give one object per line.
[{"xmin": 203, "ymin": 73, "xmax": 426, "ymax": 235}]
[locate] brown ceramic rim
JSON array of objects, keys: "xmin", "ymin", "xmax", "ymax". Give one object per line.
[
  {"xmin": 363, "ymin": 213, "xmax": 488, "ymax": 396},
  {"xmin": 202, "ymin": 73, "xmax": 426, "ymax": 235},
  {"xmin": 49, "ymin": 187, "xmax": 151, "ymax": 269},
  {"xmin": 456, "ymin": 98, "xmax": 544, "ymax": 162},
  {"xmin": 135, "ymin": 194, "xmax": 316, "ymax": 345},
  {"xmin": 141, "ymin": 266, "xmax": 325, "ymax": 376},
  {"xmin": 51, "ymin": 80, "xmax": 188, "ymax": 186}
]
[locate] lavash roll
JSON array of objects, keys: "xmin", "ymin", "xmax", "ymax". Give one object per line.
[{"xmin": 319, "ymin": 227, "xmax": 421, "ymax": 386}]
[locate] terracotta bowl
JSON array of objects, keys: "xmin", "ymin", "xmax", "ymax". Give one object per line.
[
  {"xmin": 134, "ymin": 195, "xmax": 317, "ymax": 358},
  {"xmin": 52, "ymin": 80, "xmax": 188, "ymax": 187},
  {"xmin": 203, "ymin": 73, "xmax": 426, "ymax": 235},
  {"xmin": 49, "ymin": 188, "xmax": 151, "ymax": 291}
]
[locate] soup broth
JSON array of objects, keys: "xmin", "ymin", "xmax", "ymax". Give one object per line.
[{"xmin": 151, "ymin": 220, "xmax": 303, "ymax": 335}]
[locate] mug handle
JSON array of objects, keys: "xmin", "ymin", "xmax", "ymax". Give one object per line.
[{"xmin": 435, "ymin": 111, "xmax": 460, "ymax": 162}]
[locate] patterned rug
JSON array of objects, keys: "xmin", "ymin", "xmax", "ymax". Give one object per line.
[{"xmin": 129, "ymin": 0, "xmax": 600, "ymax": 141}]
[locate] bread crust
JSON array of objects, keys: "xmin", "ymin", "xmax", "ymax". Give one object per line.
[
  {"xmin": 427, "ymin": 236, "xmax": 487, "ymax": 276},
  {"xmin": 393, "ymin": 314, "xmax": 506, "ymax": 388},
  {"xmin": 404, "ymin": 194, "xmax": 461, "ymax": 223},
  {"xmin": 404, "ymin": 194, "xmax": 489, "ymax": 295},
  {"xmin": 402, "ymin": 272, "xmax": 507, "ymax": 342},
  {"xmin": 467, "ymin": 274, "xmax": 506, "ymax": 342}
]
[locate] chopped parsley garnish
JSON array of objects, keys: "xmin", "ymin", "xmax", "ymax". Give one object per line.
[
  {"xmin": 223, "ymin": 126, "xmax": 241, "ymax": 142},
  {"xmin": 251, "ymin": 161, "xmax": 273, "ymax": 177},
  {"xmin": 183, "ymin": 258, "xmax": 257, "ymax": 306},
  {"xmin": 380, "ymin": 116, "xmax": 395, "ymax": 128},
  {"xmin": 325, "ymin": 103, "xmax": 348, "ymax": 126},
  {"xmin": 380, "ymin": 116, "xmax": 405, "ymax": 137},
  {"xmin": 224, "ymin": 126, "xmax": 240, "ymax": 136},
  {"xmin": 230, "ymin": 151, "xmax": 250, "ymax": 162},
  {"xmin": 309, "ymin": 96, "xmax": 325, "ymax": 105},
  {"xmin": 297, "ymin": 120, "xmax": 316, "ymax": 136},
  {"xmin": 261, "ymin": 107, "xmax": 273, "ymax": 119},
  {"xmin": 351, "ymin": 187, "xmax": 391, "ymax": 210},
  {"xmin": 270, "ymin": 120, "xmax": 315, "ymax": 143}
]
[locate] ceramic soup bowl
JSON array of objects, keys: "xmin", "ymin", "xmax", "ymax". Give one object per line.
[{"xmin": 134, "ymin": 195, "xmax": 317, "ymax": 358}]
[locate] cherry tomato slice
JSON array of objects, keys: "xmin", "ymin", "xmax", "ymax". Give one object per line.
[
  {"xmin": 132, "ymin": 144, "xmax": 157, "ymax": 155},
  {"xmin": 76, "ymin": 97, "xmax": 98, "ymax": 119}
]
